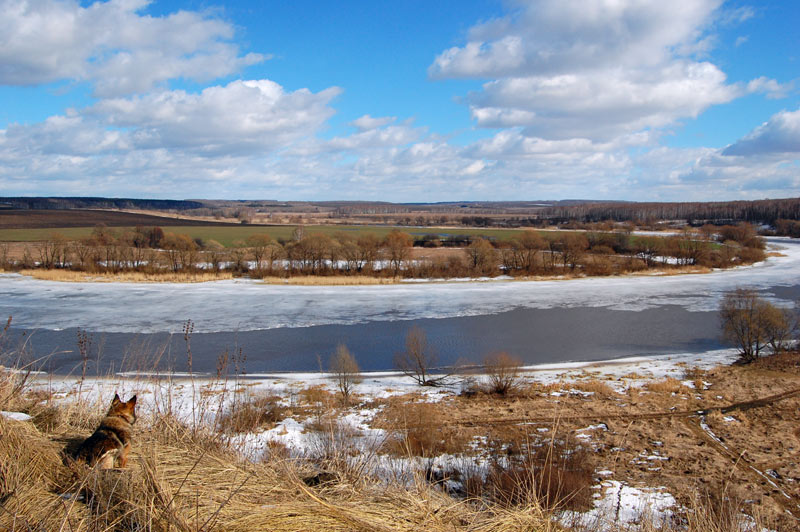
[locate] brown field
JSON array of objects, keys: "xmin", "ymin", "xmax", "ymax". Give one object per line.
[
  {"xmin": 365, "ymin": 355, "xmax": 800, "ymax": 528},
  {"xmin": 0, "ymin": 209, "xmax": 237, "ymax": 229}
]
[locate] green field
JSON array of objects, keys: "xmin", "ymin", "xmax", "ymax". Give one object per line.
[
  {"xmin": 0, "ymin": 224, "xmax": 539, "ymax": 247},
  {"xmin": 0, "ymin": 223, "xmax": 685, "ymax": 249}
]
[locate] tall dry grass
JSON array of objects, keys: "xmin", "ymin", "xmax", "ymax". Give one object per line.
[
  {"xmin": 0, "ymin": 407, "xmax": 561, "ymax": 532},
  {"xmin": 257, "ymin": 275, "xmax": 399, "ymax": 285},
  {"xmin": 19, "ymin": 269, "xmax": 233, "ymax": 283}
]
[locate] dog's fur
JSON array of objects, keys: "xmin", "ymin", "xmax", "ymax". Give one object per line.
[{"xmin": 75, "ymin": 393, "xmax": 137, "ymax": 469}]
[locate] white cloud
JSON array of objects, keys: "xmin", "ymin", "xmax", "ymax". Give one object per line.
[
  {"xmin": 429, "ymin": 0, "xmax": 751, "ymax": 143},
  {"xmin": 350, "ymin": 115, "xmax": 396, "ymax": 131},
  {"xmin": 0, "ymin": 0, "xmax": 264, "ymax": 96},
  {"xmin": 746, "ymin": 77, "xmax": 794, "ymax": 100},
  {"xmin": 722, "ymin": 108, "xmax": 800, "ymax": 156},
  {"xmin": 88, "ymin": 80, "xmax": 341, "ymax": 155},
  {"xmin": 2, "ymin": 108, "xmax": 797, "ymax": 201},
  {"xmin": 430, "ymin": 0, "xmax": 722, "ymax": 79},
  {"xmin": 469, "ymin": 61, "xmax": 739, "ymax": 140}
]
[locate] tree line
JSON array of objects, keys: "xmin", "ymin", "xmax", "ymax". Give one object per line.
[
  {"xmin": 534, "ymin": 198, "xmax": 800, "ymax": 225},
  {"xmin": 0, "ymin": 222, "xmax": 767, "ymax": 279}
]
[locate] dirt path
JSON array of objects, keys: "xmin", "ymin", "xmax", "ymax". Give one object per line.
[{"xmin": 681, "ymin": 416, "xmax": 800, "ymax": 520}]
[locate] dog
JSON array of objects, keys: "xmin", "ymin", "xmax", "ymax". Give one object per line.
[{"xmin": 75, "ymin": 393, "xmax": 137, "ymax": 469}]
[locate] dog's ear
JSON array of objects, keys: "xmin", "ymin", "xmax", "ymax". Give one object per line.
[
  {"xmin": 112, "ymin": 393, "xmax": 121, "ymax": 405},
  {"xmin": 128, "ymin": 395, "xmax": 137, "ymax": 406}
]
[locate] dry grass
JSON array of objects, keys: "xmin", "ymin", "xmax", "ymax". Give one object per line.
[
  {"xmin": 571, "ymin": 379, "xmax": 617, "ymax": 398},
  {"xmin": 19, "ymin": 269, "xmax": 233, "ymax": 283},
  {"xmin": 216, "ymin": 392, "xmax": 288, "ymax": 434},
  {"xmin": 629, "ymin": 265, "xmax": 714, "ymax": 277},
  {"xmin": 257, "ymin": 275, "xmax": 399, "ymax": 285},
  {"xmin": 470, "ymin": 440, "xmax": 594, "ymax": 512},
  {"xmin": 377, "ymin": 401, "xmax": 471, "ymax": 457},
  {"xmin": 0, "ymin": 406, "xmax": 559, "ymax": 532},
  {"xmin": 644, "ymin": 377, "xmax": 690, "ymax": 395}
]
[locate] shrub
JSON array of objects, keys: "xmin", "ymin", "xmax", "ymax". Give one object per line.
[
  {"xmin": 329, "ymin": 344, "xmax": 361, "ymax": 404},
  {"xmin": 484, "ymin": 351, "xmax": 523, "ymax": 395},
  {"xmin": 216, "ymin": 393, "xmax": 287, "ymax": 434},
  {"xmin": 468, "ymin": 440, "xmax": 593, "ymax": 511},
  {"xmin": 380, "ymin": 402, "xmax": 468, "ymax": 457},
  {"xmin": 720, "ymin": 289, "xmax": 796, "ymax": 362}
]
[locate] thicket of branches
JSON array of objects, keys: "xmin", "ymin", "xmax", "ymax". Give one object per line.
[{"xmin": 720, "ymin": 289, "xmax": 797, "ymax": 363}]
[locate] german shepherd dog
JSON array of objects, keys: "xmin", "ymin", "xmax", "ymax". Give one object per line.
[{"xmin": 76, "ymin": 393, "xmax": 137, "ymax": 469}]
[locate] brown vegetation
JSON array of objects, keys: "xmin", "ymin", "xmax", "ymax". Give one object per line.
[
  {"xmin": 0, "ymin": 215, "xmax": 771, "ymax": 284},
  {"xmin": 720, "ymin": 289, "xmax": 797, "ymax": 362}
]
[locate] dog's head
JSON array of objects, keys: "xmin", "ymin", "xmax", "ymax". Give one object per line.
[{"xmin": 108, "ymin": 393, "xmax": 137, "ymax": 424}]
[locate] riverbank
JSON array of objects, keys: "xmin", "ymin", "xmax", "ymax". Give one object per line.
[
  {"xmin": 3, "ymin": 349, "xmax": 798, "ymax": 530},
  {"xmin": 9, "ymin": 262, "xmax": 716, "ymax": 284}
]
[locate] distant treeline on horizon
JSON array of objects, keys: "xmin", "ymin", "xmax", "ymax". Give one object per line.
[{"xmin": 2, "ymin": 196, "xmax": 799, "ymax": 225}]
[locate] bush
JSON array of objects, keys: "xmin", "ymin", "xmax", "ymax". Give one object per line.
[
  {"xmin": 329, "ymin": 344, "xmax": 361, "ymax": 404},
  {"xmin": 216, "ymin": 393, "xmax": 287, "ymax": 434},
  {"xmin": 484, "ymin": 352, "xmax": 523, "ymax": 395},
  {"xmin": 720, "ymin": 289, "xmax": 796, "ymax": 363},
  {"xmin": 467, "ymin": 440, "xmax": 593, "ymax": 511}
]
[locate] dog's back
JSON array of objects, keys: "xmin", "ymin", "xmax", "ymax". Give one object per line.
[{"xmin": 76, "ymin": 393, "xmax": 137, "ymax": 469}]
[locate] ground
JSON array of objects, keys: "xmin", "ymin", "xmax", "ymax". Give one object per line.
[{"xmin": 3, "ymin": 349, "xmax": 799, "ymax": 530}]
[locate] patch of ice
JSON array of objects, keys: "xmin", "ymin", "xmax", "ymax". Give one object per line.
[
  {"xmin": 1, "ymin": 411, "xmax": 32, "ymax": 421},
  {"xmin": 563, "ymin": 480, "xmax": 676, "ymax": 529}
]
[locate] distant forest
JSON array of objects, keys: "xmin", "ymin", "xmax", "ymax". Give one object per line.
[
  {"xmin": 535, "ymin": 198, "xmax": 800, "ymax": 225},
  {"xmin": 0, "ymin": 197, "xmax": 204, "ymax": 211},
  {"xmin": 2, "ymin": 196, "xmax": 799, "ymax": 226}
]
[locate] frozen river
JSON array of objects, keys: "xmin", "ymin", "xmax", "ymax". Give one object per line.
[{"xmin": 1, "ymin": 238, "xmax": 798, "ymax": 374}]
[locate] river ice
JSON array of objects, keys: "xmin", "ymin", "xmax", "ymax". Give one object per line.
[{"xmin": 1, "ymin": 237, "xmax": 797, "ymax": 334}]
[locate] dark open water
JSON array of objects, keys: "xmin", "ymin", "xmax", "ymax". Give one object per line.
[{"xmin": 9, "ymin": 305, "xmax": 722, "ymax": 375}]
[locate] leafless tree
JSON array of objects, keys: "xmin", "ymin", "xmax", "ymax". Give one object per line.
[
  {"xmin": 465, "ymin": 238, "xmax": 497, "ymax": 275},
  {"xmin": 394, "ymin": 326, "xmax": 447, "ymax": 386},
  {"xmin": 329, "ymin": 344, "xmax": 361, "ymax": 404},
  {"xmin": 246, "ymin": 233, "xmax": 273, "ymax": 270},
  {"xmin": 720, "ymin": 289, "xmax": 796, "ymax": 362},
  {"xmin": 383, "ymin": 230, "xmax": 413, "ymax": 276}
]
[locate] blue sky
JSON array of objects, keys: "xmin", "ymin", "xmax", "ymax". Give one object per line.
[{"xmin": 0, "ymin": 0, "xmax": 798, "ymax": 201}]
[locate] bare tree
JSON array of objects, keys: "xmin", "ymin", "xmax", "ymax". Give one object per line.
[
  {"xmin": 484, "ymin": 351, "xmax": 523, "ymax": 395},
  {"xmin": 329, "ymin": 344, "xmax": 361, "ymax": 404},
  {"xmin": 383, "ymin": 230, "xmax": 413, "ymax": 276},
  {"xmin": 762, "ymin": 304, "xmax": 797, "ymax": 354},
  {"xmin": 246, "ymin": 233, "xmax": 272, "ymax": 270},
  {"xmin": 465, "ymin": 238, "xmax": 497, "ymax": 275},
  {"xmin": 394, "ymin": 326, "xmax": 447, "ymax": 386},
  {"xmin": 720, "ymin": 289, "xmax": 796, "ymax": 362}
]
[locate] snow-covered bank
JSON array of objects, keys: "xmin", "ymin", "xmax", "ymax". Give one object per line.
[
  {"xmin": 15, "ymin": 346, "xmax": 752, "ymax": 530},
  {"xmin": 28, "ymin": 346, "xmax": 741, "ymax": 457}
]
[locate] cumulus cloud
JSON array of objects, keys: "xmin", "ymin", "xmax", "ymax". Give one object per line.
[
  {"xmin": 428, "ymin": 0, "xmax": 754, "ymax": 142},
  {"xmin": 350, "ymin": 115, "xmax": 396, "ymax": 131},
  {"xmin": 722, "ymin": 108, "xmax": 800, "ymax": 156},
  {"xmin": 88, "ymin": 80, "xmax": 341, "ymax": 155},
  {"xmin": 0, "ymin": 77, "xmax": 341, "ymax": 189},
  {"xmin": 430, "ymin": 0, "xmax": 722, "ymax": 78},
  {"xmin": 746, "ymin": 77, "xmax": 794, "ymax": 99},
  {"xmin": 0, "ymin": 0, "xmax": 264, "ymax": 96},
  {"xmin": 470, "ymin": 61, "xmax": 739, "ymax": 141}
]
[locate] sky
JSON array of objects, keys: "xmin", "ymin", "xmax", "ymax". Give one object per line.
[{"xmin": 0, "ymin": 0, "xmax": 798, "ymax": 202}]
